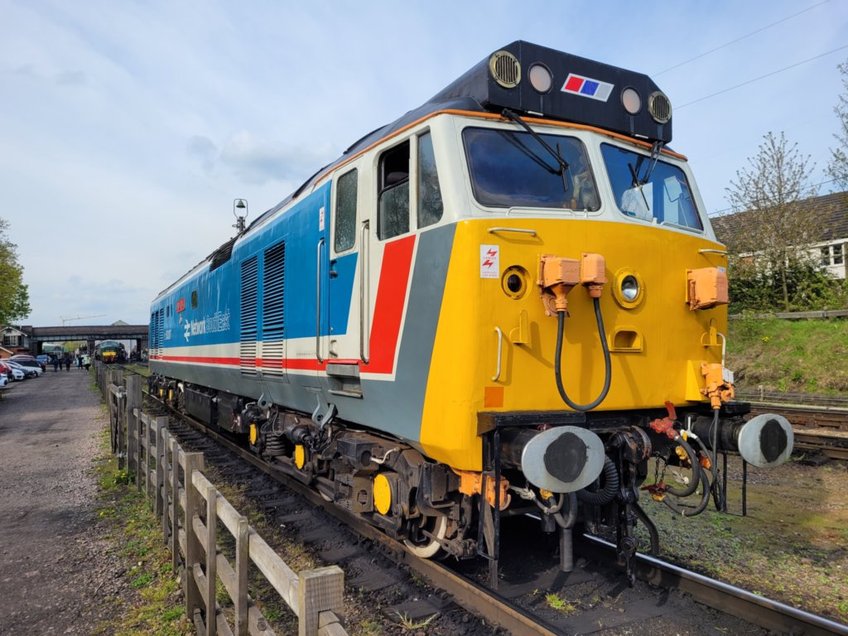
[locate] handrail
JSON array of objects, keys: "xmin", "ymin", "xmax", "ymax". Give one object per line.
[
  {"xmin": 359, "ymin": 220, "xmax": 370, "ymax": 364},
  {"xmin": 316, "ymin": 238, "xmax": 325, "ymax": 363},
  {"xmin": 698, "ymin": 248, "xmax": 727, "ymax": 256},
  {"xmin": 488, "ymin": 226, "xmax": 538, "ymax": 237},
  {"xmin": 492, "ymin": 327, "xmax": 503, "ymax": 381}
]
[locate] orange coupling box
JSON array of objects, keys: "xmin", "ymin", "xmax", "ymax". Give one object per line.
[
  {"xmin": 687, "ymin": 267, "xmax": 728, "ymax": 310},
  {"xmin": 539, "ymin": 255, "xmax": 580, "ymax": 288}
]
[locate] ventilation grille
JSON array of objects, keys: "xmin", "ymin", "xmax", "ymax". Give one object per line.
[
  {"xmin": 262, "ymin": 241, "xmax": 285, "ymax": 377},
  {"xmin": 489, "ymin": 50, "xmax": 521, "ymax": 89},
  {"xmin": 648, "ymin": 91, "xmax": 672, "ymax": 124},
  {"xmin": 240, "ymin": 256, "xmax": 258, "ymax": 375},
  {"xmin": 150, "ymin": 311, "xmax": 158, "ymax": 359},
  {"xmin": 156, "ymin": 309, "xmax": 164, "ymax": 359}
]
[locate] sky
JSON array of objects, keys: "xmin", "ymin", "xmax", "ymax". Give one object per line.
[{"xmin": 2, "ymin": 0, "xmax": 847, "ymax": 327}]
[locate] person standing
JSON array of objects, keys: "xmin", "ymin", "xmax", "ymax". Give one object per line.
[
  {"xmin": 52, "ymin": 356, "xmax": 59, "ymax": 372},
  {"xmin": 64, "ymin": 355, "xmax": 71, "ymax": 371}
]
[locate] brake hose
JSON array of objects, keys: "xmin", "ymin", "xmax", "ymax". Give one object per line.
[{"xmin": 554, "ymin": 297, "xmax": 612, "ymax": 411}]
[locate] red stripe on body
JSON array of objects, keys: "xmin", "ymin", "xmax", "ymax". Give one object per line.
[{"xmin": 364, "ymin": 235, "xmax": 416, "ymax": 374}]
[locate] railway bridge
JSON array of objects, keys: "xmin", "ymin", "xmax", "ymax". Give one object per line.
[{"xmin": 21, "ymin": 324, "xmax": 149, "ymax": 358}]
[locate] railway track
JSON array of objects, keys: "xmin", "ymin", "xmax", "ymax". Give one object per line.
[
  {"xmin": 738, "ymin": 394, "xmax": 848, "ymax": 461},
  {"xmin": 145, "ymin": 394, "xmax": 847, "ymax": 635}
]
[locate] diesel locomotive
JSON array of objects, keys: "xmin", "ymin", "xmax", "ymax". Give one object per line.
[{"xmin": 149, "ymin": 41, "xmax": 793, "ymax": 580}]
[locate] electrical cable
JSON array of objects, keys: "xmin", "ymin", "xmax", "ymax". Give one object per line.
[
  {"xmin": 677, "ymin": 44, "xmax": 848, "ymax": 109},
  {"xmin": 554, "ymin": 298, "xmax": 611, "ymax": 412},
  {"xmin": 655, "ymin": 1, "xmax": 830, "ymax": 76}
]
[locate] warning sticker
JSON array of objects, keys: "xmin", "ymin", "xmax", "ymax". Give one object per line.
[{"xmin": 480, "ymin": 244, "xmax": 499, "ymax": 279}]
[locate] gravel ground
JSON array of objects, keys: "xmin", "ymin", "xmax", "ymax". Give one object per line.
[{"xmin": 0, "ymin": 368, "xmax": 130, "ymax": 635}]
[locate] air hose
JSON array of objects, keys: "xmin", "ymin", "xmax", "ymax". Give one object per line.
[
  {"xmin": 662, "ymin": 469, "xmax": 711, "ymax": 517},
  {"xmin": 555, "ymin": 297, "xmax": 612, "ymax": 412},
  {"xmin": 664, "ymin": 436, "xmax": 702, "ymax": 498},
  {"xmin": 576, "ymin": 455, "xmax": 619, "ymax": 505}
]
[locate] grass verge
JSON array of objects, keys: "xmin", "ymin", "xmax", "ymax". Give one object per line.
[{"xmin": 92, "ymin": 426, "xmax": 192, "ymax": 636}]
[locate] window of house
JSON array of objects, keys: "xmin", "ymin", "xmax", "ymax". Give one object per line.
[
  {"xmin": 378, "ymin": 141, "xmax": 410, "ymax": 240},
  {"xmin": 821, "ymin": 246, "xmax": 831, "ymax": 266},
  {"xmin": 417, "ymin": 132, "xmax": 443, "ymax": 229},
  {"xmin": 335, "ymin": 169, "xmax": 357, "ymax": 252},
  {"xmin": 834, "ymin": 243, "xmax": 844, "ymax": 266}
]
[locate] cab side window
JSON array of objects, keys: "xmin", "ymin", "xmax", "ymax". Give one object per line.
[
  {"xmin": 378, "ymin": 141, "xmax": 410, "ymax": 240},
  {"xmin": 335, "ymin": 169, "xmax": 357, "ymax": 252},
  {"xmin": 417, "ymin": 131, "xmax": 443, "ymax": 229}
]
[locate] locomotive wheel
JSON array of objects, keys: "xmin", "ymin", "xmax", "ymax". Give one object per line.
[{"xmin": 403, "ymin": 514, "xmax": 448, "ymax": 558}]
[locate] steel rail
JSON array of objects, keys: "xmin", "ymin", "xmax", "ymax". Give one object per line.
[
  {"xmin": 583, "ymin": 535, "xmax": 848, "ymax": 636},
  {"xmin": 153, "ymin": 394, "xmax": 847, "ymax": 635},
  {"xmin": 162, "ymin": 401, "xmax": 559, "ymax": 636}
]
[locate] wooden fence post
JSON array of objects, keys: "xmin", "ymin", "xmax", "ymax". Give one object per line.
[
  {"xmin": 235, "ymin": 517, "xmax": 249, "ymax": 636},
  {"xmin": 155, "ymin": 416, "xmax": 167, "ymax": 516},
  {"xmin": 298, "ymin": 566, "xmax": 345, "ymax": 636},
  {"xmin": 170, "ymin": 437, "xmax": 179, "ymax": 568},
  {"xmin": 125, "ymin": 376, "xmax": 141, "ymax": 479},
  {"xmin": 141, "ymin": 413, "xmax": 150, "ymax": 498},
  {"xmin": 205, "ymin": 484, "xmax": 218, "ymax": 636},
  {"xmin": 183, "ymin": 452, "xmax": 205, "ymax": 620},
  {"xmin": 161, "ymin": 429, "xmax": 171, "ymax": 544}
]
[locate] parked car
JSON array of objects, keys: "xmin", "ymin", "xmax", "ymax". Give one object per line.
[
  {"xmin": 2, "ymin": 361, "xmax": 27, "ymax": 381},
  {"xmin": 0, "ymin": 373, "xmax": 7, "ymax": 389},
  {"xmin": 6, "ymin": 360, "xmax": 39, "ymax": 379},
  {"xmin": 12, "ymin": 354, "xmax": 46, "ymax": 372},
  {"xmin": 35, "ymin": 354, "xmax": 51, "ymax": 368},
  {"xmin": 10, "ymin": 357, "xmax": 45, "ymax": 375}
]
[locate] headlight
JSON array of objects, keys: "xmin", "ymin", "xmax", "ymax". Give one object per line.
[
  {"xmin": 612, "ymin": 269, "xmax": 644, "ymax": 308},
  {"xmin": 621, "ymin": 275, "xmax": 639, "ymax": 301}
]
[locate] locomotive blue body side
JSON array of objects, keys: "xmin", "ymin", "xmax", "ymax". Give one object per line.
[{"xmin": 150, "ymin": 181, "xmax": 455, "ymax": 445}]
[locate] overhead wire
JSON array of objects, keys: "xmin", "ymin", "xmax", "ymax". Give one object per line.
[
  {"xmin": 677, "ymin": 44, "xmax": 848, "ymax": 110},
  {"xmin": 654, "ymin": 1, "xmax": 830, "ymax": 76}
]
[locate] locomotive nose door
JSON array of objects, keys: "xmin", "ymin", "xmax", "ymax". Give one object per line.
[{"xmin": 324, "ymin": 166, "xmax": 364, "ymax": 365}]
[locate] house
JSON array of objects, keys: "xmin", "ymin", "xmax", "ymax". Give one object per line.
[
  {"xmin": 710, "ymin": 191, "xmax": 848, "ymax": 280},
  {"xmin": 1, "ymin": 326, "xmax": 32, "ymax": 356}
]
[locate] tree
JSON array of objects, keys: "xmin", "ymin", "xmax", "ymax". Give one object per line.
[
  {"xmin": 723, "ymin": 131, "xmax": 822, "ymax": 311},
  {"xmin": 0, "ymin": 218, "xmax": 31, "ymax": 325},
  {"xmin": 827, "ymin": 59, "xmax": 848, "ymax": 190}
]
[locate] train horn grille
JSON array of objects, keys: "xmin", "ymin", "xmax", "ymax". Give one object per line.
[
  {"xmin": 489, "ymin": 50, "xmax": 521, "ymax": 89},
  {"xmin": 648, "ymin": 91, "xmax": 672, "ymax": 124}
]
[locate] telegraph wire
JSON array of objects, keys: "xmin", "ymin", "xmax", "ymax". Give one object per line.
[
  {"xmin": 655, "ymin": 0, "xmax": 829, "ymax": 76},
  {"xmin": 676, "ymin": 44, "xmax": 848, "ymax": 110},
  {"xmin": 708, "ymin": 177, "xmax": 841, "ymax": 216}
]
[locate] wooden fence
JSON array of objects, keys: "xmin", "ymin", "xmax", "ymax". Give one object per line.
[{"xmin": 101, "ymin": 369, "xmax": 347, "ymax": 636}]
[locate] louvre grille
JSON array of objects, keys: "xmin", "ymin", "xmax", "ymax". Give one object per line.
[
  {"xmin": 150, "ymin": 312, "xmax": 158, "ymax": 359},
  {"xmin": 262, "ymin": 242, "xmax": 285, "ymax": 377},
  {"xmin": 156, "ymin": 309, "xmax": 164, "ymax": 358},
  {"xmin": 489, "ymin": 50, "xmax": 521, "ymax": 88},
  {"xmin": 240, "ymin": 256, "xmax": 258, "ymax": 375},
  {"xmin": 648, "ymin": 91, "xmax": 672, "ymax": 124}
]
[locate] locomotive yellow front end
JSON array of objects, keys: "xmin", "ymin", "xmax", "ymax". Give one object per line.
[
  {"xmin": 420, "ymin": 216, "xmax": 734, "ymax": 465},
  {"xmin": 409, "ymin": 42, "xmax": 792, "ymax": 579}
]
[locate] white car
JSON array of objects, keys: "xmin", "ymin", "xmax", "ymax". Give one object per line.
[
  {"xmin": 0, "ymin": 374, "xmax": 7, "ymax": 389},
  {"xmin": 6, "ymin": 361, "xmax": 36, "ymax": 379}
]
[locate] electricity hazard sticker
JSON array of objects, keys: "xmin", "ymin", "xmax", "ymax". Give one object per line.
[{"xmin": 480, "ymin": 245, "xmax": 499, "ymax": 278}]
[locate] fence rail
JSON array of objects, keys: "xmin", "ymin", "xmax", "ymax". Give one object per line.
[{"xmin": 100, "ymin": 368, "xmax": 347, "ymax": 636}]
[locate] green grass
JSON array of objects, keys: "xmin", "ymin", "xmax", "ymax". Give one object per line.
[
  {"xmin": 727, "ymin": 317, "xmax": 848, "ymax": 394},
  {"xmin": 93, "ymin": 427, "xmax": 191, "ymax": 636}
]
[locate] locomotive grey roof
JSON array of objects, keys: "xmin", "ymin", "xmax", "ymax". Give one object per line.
[
  {"xmin": 247, "ymin": 41, "xmax": 672, "ymax": 232},
  {"xmin": 166, "ymin": 40, "xmax": 673, "ymax": 295}
]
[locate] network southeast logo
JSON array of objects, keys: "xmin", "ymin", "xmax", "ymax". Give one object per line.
[
  {"xmin": 183, "ymin": 309, "xmax": 231, "ymax": 341},
  {"xmin": 561, "ymin": 73, "xmax": 614, "ymax": 102}
]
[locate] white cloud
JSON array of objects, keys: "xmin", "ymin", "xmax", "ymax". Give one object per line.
[{"xmin": 1, "ymin": 0, "xmax": 846, "ymax": 326}]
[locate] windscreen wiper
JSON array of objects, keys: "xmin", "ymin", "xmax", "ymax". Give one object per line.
[{"xmin": 502, "ymin": 108, "xmax": 571, "ymax": 193}]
